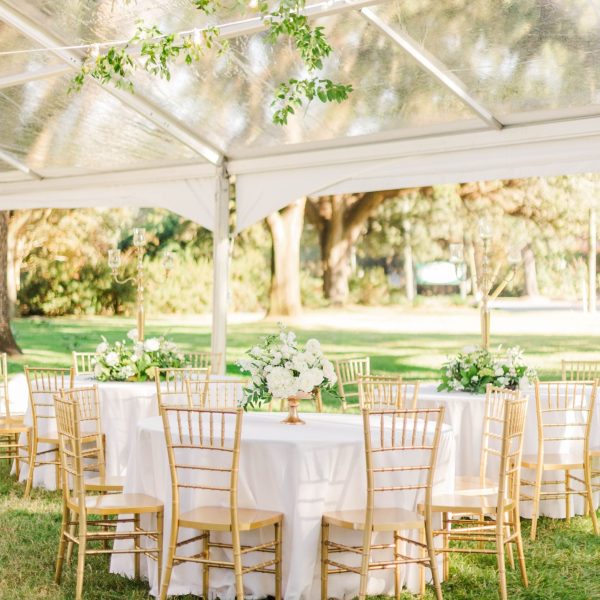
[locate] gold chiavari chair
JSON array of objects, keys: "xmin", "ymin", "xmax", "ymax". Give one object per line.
[
  {"xmin": 561, "ymin": 359, "xmax": 600, "ymax": 381},
  {"xmin": 426, "ymin": 396, "xmax": 529, "ymax": 600},
  {"xmin": 72, "ymin": 352, "xmax": 97, "ymax": 377},
  {"xmin": 0, "ymin": 353, "xmax": 31, "ymax": 479},
  {"xmin": 186, "ymin": 377, "xmax": 246, "ymax": 409},
  {"xmin": 358, "ymin": 374, "xmax": 419, "ymax": 410},
  {"xmin": 334, "ymin": 356, "xmax": 370, "ymax": 412},
  {"xmin": 54, "ymin": 392, "xmax": 163, "ymax": 600},
  {"xmin": 24, "ymin": 366, "xmax": 73, "ymax": 496},
  {"xmin": 154, "ymin": 367, "xmax": 211, "ymax": 413},
  {"xmin": 184, "ymin": 351, "xmax": 222, "ymax": 372},
  {"xmin": 520, "ymin": 380, "xmax": 599, "ymax": 540},
  {"xmin": 321, "ymin": 407, "xmax": 445, "ymax": 600},
  {"xmin": 159, "ymin": 406, "xmax": 283, "ymax": 600}
]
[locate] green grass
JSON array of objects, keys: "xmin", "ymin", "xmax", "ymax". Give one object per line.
[
  {"xmin": 0, "ymin": 460, "xmax": 599, "ymax": 599},
  {"xmin": 3, "ymin": 314, "xmax": 600, "ymax": 598}
]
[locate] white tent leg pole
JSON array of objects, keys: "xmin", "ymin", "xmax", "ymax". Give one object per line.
[{"xmin": 211, "ymin": 168, "xmax": 230, "ymax": 375}]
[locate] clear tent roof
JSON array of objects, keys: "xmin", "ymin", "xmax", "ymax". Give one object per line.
[{"xmin": 1, "ymin": 0, "xmax": 600, "ymax": 180}]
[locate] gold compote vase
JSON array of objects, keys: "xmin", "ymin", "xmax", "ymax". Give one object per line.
[{"xmin": 281, "ymin": 392, "xmax": 311, "ymax": 425}]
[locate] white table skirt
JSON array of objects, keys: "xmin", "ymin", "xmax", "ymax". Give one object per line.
[
  {"xmin": 111, "ymin": 412, "xmax": 455, "ymax": 600},
  {"xmin": 418, "ymin": 382, "xmax": 600, "ymax": 518},
  {"xmin": 17, "ymin": 375, "xmax": 243, "ymax": 490}
]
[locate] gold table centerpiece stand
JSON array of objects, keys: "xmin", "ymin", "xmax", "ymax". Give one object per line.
[{"xmin": 281, "ymin": 393, "xmax": 311, "ymax": 425}]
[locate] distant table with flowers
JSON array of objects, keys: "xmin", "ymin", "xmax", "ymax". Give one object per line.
[{"xmin": 18, "ymin": 374, "xmax": 244, "ymax": 491}]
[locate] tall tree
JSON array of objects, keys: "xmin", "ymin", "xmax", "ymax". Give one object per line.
[{"xmin": 0, "ymin": 212, "xmax": 21, "ymax": 354}]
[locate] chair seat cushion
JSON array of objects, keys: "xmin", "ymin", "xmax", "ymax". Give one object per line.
[
  {"xmin": 425, "ymin": 492, "xmax": 514, "ymax": 514},
  {"xmin": 522, "ymin": 452, "xmax": 584, "ymax": 469},
  {"xmin": 68, "ymin": 493, "xmax": 163, "ymax": 515},
  {"xmin": 179, "ymin": 506, "xmax": 282, "ymax": 532},
  {"xmin": 323, "ymin": 507, "xmax": 423, "ymax": 531},
  {"xmin": 86, "ymin": 474, "xmax": 126, "ymax": 492},
  {"xmin": 454, "ymin": 475, "xmax": 498, "ymax": 495},
  {"xmin": 0, "ymin": 420, "xmax": 30, "ymax": 434}
]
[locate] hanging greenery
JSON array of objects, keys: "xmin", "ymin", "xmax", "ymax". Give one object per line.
[{"xmin": 71, "ymin": 0, "xmax": 353, "ymax": 126}]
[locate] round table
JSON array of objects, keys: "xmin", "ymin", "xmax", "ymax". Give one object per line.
[
  {"xmin": 18, "ymin": 375, "xmax": 243, "ymax": 490},
  {"xmin": 111, "ymin": 412, "xmax": 456, "ymax": 600}
]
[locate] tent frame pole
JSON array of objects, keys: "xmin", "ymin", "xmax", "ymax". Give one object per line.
[{"xmin": 211, "ymin": 167, "xmax": 230, "ymax": 374}]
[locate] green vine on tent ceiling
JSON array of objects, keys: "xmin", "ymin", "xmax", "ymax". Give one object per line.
[{"xmin": 71, "ymin": 0, "xmax": 353, "ymax": 126}]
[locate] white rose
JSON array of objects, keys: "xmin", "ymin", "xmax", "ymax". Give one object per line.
[
  {"xmin": 494, "ymin": 367, "xmax": 504, "ymax": 376},
  {"xmin": 144, "ymin": 338, "xmax": 160, "ymax": 352},
  {"xmin": 266, "ymin": 367, "xmax": 298, "ymax": 399},
  {"xmin": 94, "ymin": 363, "xmax": 103, "ymax": 377},
  {"xmin": 127, "ymin": 329, "xmax": 138, "ymax": 341},
  {"xmin": 322, "ymin": 359, "xmax": 336, "ymax": 382},
  {"xmin": 306, "ymin": 339, "xmax": 321, "ymax": 354},
  {"xmin": 298, "ymin": 368, "xmax": 324, "ymax": 393},
  {"xmin": 105, "ymin": 352, "xmax": 119, "ymax": 367},
  {"xmin": 271, "ymin": 351, "xmax": 282, "ymax": 364},
  {"xmin": 96, "ymin": 342, "xmax": 109, "ymax": 354},
  {"xmin": 292, "ymin": 353, "xmax": 309, "ymax": 373}
]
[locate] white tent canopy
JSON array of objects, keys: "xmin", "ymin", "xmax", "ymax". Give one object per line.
[{"xmin": 2, "ymin": 0, "xmax": 600, "ymax": 367}]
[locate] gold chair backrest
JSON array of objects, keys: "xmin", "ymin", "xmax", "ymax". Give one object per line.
[
  {"xmin": 496, "ymin": 397, "xmax": 528, "ymax": 513},
  {"xmin": 561, "ymin": 360, "xmax": 600, "ymax": 382},
  {"xmin": 54, "ymin": 392, "xmax": 86, "ymax": 510},
  {"xmin": 155, "ymin": 367, "xmax": 211, "ymax": 411},
  {"xmin": 362, "ymin": 406, "xmax": 445, "ymax": 527},
  {"xmin": 59, "ymin": 386, "xmax": 106, "ymax": 481},
  {"xmin": 358, "ymin": 374, "xmax": 419, "ymax": 410},
  {"xmin": 72, "ymin": 352, "xmax": 97, "ymax": 376},
  {"xmin": 0, "ymin": 353, "xmax": 9, "ymax": 418},
  {"xmin": 184, "ymin": 352, "xmax": 222, "ymax": 372},
  {"xmin": 335, "ymin": 357, "xmax": 370, "ymax": 406},
  {"xmin": 534, "ymin": 380, "xmax": 597, "ymax": 461},
  {"xmin": 25, "ymin": 367, "xmax": 74, "ymax": 436},
  {"xmin": 161, "ymin": 406, "xmax": 242, "ymax": 522},
  {"xmin": 186, "ymin": 377, "xmax": 245, "ymax": 409}
]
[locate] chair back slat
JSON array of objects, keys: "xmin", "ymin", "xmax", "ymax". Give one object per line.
[
  {"xmin": 155, "ymin": 367, "xmax": 211, "ymax": 412},
  {"xmin": 186, "ymin": 378, "xmax": 246, "ymax": 409},
  {"xmin": 362, "ymin": 407, "xmax": 445, "ymax": 527},
  {"xmin": 561, "ymin": 360, "xmax": 600, "ymax": 382},
  {"xmin": 335, "ymin": 357, "xmax": 370, "ymax": 407},
  {"xmin": 25, "ymin": 367, "xmax": 73, "ymax": 435},
  {"xmin": 72, "ymin": 352, "xmax": 97, "ymax": 376},
  {"xmin": 358, "ymin": 374, "xmax": 419, "ymax": 410},
  {"xmin": 184, "ymin": 352, "xmax": 222, "ymax": 372}
]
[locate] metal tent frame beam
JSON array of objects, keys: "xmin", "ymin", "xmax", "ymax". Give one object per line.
[
  {"xmin": 361, "ymin": 8, "xmax": 503, "ymax": 130},
  {"xmin": 0, "ymin": 64, "xmax": 71, "ymax": 90},
  {"xmin": 0, "ymin": 2, "xmax": 224, "ymax": 165},
  {"xmin": 0, "ymin": 148, "xmax": 42, "ymax": 180}
]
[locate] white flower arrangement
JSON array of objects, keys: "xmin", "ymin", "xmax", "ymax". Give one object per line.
[
  {"xmin": 93, "ymin": 331, "xmax": 187, "ymax": 382},
  {"xmin": 438, "ymin": 345, "xmax": 536, "ymax": 394},
  {"xmin": 237, "ymin": 325, "xmax": 337, "ymax": 408}
]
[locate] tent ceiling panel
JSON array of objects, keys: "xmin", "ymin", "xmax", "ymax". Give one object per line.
[
  {"xmin": 129, "ymin": 10, "xmax": 475, "ymax": 156},
  {"xmin": 0, "ymin": 21, "xmax": 63, "ymax": 73},
  {"xmin": 377, "ymin": 0, "xmax": 600, "ymax": 118},
  {"xmin": 0, "ymin": 72, "xmax": 201, "ymax": 174}
]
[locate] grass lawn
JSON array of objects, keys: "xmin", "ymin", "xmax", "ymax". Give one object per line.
[{"xmin": 2, "ymin": 311, "xmax": 600, "ymax": 598}]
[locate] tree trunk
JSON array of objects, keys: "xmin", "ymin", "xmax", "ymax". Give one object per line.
[
  {"xmin": 266, "ymin": 198, "xmax": 306, "ymax": 317},
  {"xmin": 0, "ymin": 212, "xmax": 21, "ymax": 355},
  {"xmin": 522, "ymin": 243, "xmax": 539, "ymax": 297}
]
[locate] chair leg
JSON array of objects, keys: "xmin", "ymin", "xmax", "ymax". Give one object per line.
[
  {"xmin": 358, "ymin": 527, "xmax": 371, "ymax": 600},
  {"xmin": 321, "ymin": 521, "xmax": 329, "ymax": 600},
  {"xmin": 66, "ymin": 510, "xmax": 78, "ymax": 564},
  {"xmin": 495, "ymin": 522, "xmax": 507, "ymax": 600},
  {"xmin": 202, "ymin": 531, "xmax": 209, "ymax": 600},
  {"xmin": 54, "ymin": 446, "xmax": 61, "ymax": 492},
  {"xmin": 160, "ymin": 521, "xmax": 179, "ymax": 600},
  {"xmin": 584, "ymin": 458, "xmax": 600, "ymax": 535},
  {"xmin": 54, "ymin": 503, "xmax": 69, "ymax": 584},
  {"xmin": 565, "ymin": 469, "xmax": 571, "ymax": 525},
  {"xmin": 442, "ymin": 512, "xmax": 449, "ymax": 580},
  {"xmin": 156, "ymin": 510, "xmax": 164, "ymax": 595},
  {"xmin": 505, "ymin": 514, "xmax": 514, "ymax": 570},
  {"xmin": 232, "ymin": 529, "xmax": 244, "ymax": 600},
  {"xmin": 513, "ymin": 508, "xmax": 528, "ymax": 588},
  {"xmin": 13, "ymin": 434, "xmax": 20, "ymax": 480},
  {"xmin": 133, "ymin": 514, "xmax": 141, "ymax": 580},
  {"xmin": 425, "ymin": 517, "xmax": 443, "ymax": 600},
  {"xmin": 393, "ymin": 530, "xmax": 401, "ymax": 600},
  {"xmin": 24, "ymin": 437, "xmax": 37, "ymax": 497},
  {"xmin": 275, "ymin": 521, "xmax": 282, "ymax": 600},
  {"xmin": 75, "ymin": 517, "xmax": 87, "ymax": 600},
  {"xmin": 418, "ymin": 527, "xmax": 426, "ymax": 597},
  {"xmin": 530, "ymin": 464, "xmax": 543, "ymax": 541}
]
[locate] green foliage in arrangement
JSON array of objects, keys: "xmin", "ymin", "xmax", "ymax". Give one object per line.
[{"xmin": 71, "ymin": 0, "xmax": 352, "ymax": 125}]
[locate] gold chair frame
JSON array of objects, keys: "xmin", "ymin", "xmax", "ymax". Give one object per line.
[
  {"xmin": 321, "ymin": 407, "xmax": 445, "ymax": 600},
  {"xmin": 0, "ymin": 353, "xmax": 31, "ymax": 479},
  {"xmin": 160, "ymin": 406, "xmax": 283, "ymax": 600},
  {"xmin": 24, "ymin": 366, "xmax": 73, "ymax": 496},
  {"xmin": 184, "ymin": 351, "xmax": 222, "ymax": 372},
  {"xmin": 428, "ymin": 395, "xmax": 529, "ymax": 600},
  {"xmin": 54, "ymin": 392, "xmax": 163, "ymax": 600},
  {"xmin": 186, "ymin": 377, "xmax": 246, "ymax": 409},
  {"xmin": 358, "ymin": 374, "xmax": 419, "ymax": 410},
  {"xmin": 154, "ymin": 367, "xmax": 211, "ymax": 413},
  {"xmin": 520, "ymin": 380, "xmax": 599, "ymax": 539},
  {"xmin": 72, "ymin": 351, "xmax": 98, "ymax": 376},
  {"xmin": 334, "ymin": 356, "xmax": 370, "ymax": 412},
  {"xmin": 561, "ymin": 359, "xmax": 600, "ymax": 381}
]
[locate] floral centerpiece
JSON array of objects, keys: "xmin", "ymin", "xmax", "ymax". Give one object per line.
[
  {"xmin": 238, "ymin": 326, "xmax": 337, "ymax": 422},
  {"xmin": 93, "ymin": 329, "xmax": 186, "ymax": 382},
  {"xmin": 438, "ymin": 345, "xmax": 536, "ymax": 394}
]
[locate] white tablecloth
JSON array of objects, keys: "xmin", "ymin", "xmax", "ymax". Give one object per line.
[
  {"xmin": 18, "ymin": 375, "xmax": 243, "ymax": 490},
  {"xmin": 418, "ymin": 382, "xmax": 600, "ymax": 517},
  {"xmin": 111, "ymin": 412, "xmax": 456, "ymax": 600}
]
